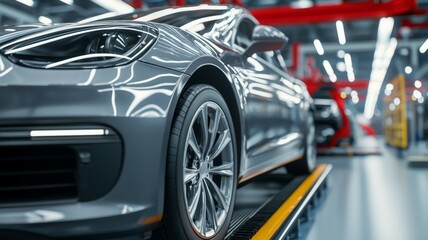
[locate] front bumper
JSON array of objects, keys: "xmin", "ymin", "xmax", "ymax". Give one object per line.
[
  {"xmin": 0, "ymin": 60, "xmax": 182, "ymax": 238},
  {"xmin": 0, "ymin": 117, "xmax": 167, "ymax": 239}
]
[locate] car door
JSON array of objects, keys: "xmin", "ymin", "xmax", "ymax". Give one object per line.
[
  {"xmin": 231, "ymin": 17, "xmax": 303, "ymax": 178},
  {"xmin": 267, "ymin": 50, "xmax": 307, "ymax": 137}
]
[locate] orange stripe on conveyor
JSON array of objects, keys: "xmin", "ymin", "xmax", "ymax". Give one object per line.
[{"xmin": 251, "ymin": 164, "xmax": 331, "ymax": 240}]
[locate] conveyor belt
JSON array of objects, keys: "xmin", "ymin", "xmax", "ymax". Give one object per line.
[
  {"xmin": 151, "ymin": 164, "xmax": 331, "ymax": 240},
  {"xmin": 227, "ymin": 164, "xmax": 332, "ymax": 240}
]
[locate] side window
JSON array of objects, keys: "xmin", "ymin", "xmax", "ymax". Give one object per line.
[
  {"xmin": 258, "ymin": 51, "xmax": 288, "ymax": 73},
  {"xmin": 234, "ymin": 18, "xmax": 256, "ymax": 50}
]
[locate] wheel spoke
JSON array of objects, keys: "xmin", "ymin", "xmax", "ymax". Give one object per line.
[
  {"xmin": 199, "ymin": 183, "xmax": 207, "ymax": 235},
  {"xmin": 184, "ymin": 167, "xmax": 199, "ymax": 183},
  {"xmin": 188, "ymin": 128, "xmax": 202, "ymax": 159},
  {"xmin": 310, "ymin": 126, "xmax": 315, "ymax": 141},
  {"xmin": 209, "ymin": 162, "xmax": 233, "ymax": 177},
  {"xmin": 209, "ymin": 129, "xmax": 231, "ymax": 161},
  {"xmin": 203, "ymin": 179, "xmax": 218, "ymax": 230},
  {"xmin": 207, "ymin": 108, "xmax": 221, "ymax": 155},
  {"xmin": 205, "ymin": 177, "xmax": 228, "ymax": 210},
  {"xmin": 189, "ymin": 181, "xmax": 202, "ymax": 219},
  {"xmin": 199, "ymin": 104, "xmax": 209, "ymax": 155}
]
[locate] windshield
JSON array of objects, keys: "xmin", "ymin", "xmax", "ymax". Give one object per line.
[{"xmin": 102, "ymin": 6, "xmax": 231, "ymax": 36}]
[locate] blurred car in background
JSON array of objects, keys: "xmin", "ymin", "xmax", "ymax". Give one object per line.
[
  {"xmin": 313, "ymin": 98, "xmax": 342, "ymax": 146},
  {"xmin": 312, "ymin": 85, "xmax": 352, "ymax": 148}
]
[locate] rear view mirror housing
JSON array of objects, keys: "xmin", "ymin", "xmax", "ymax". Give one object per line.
[{"xmin": 244, "ymin": 25, "xmax": 288, "ymax": 57}]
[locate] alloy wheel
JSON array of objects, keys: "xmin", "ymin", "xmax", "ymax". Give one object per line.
[{"xmin": 182, "ymin": 101, "xmax": 234, "ymax": 238}]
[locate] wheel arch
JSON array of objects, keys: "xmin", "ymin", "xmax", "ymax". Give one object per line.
[
  {"xmin": 186, "ymin": 65, "xmax": 243, "ymax": 172},
  {"xmin": 167, "ymin": 58, "xmax": 245, "ymax": 175}
]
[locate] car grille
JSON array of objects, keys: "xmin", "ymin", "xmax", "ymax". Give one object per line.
[{"xmin": 0, "ymin": 146, "xmax": 77, "ymax": 205}]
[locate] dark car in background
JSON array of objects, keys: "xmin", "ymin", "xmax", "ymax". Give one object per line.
[
  {"xmin": 312, "ymin": 85, "xmax": 352, "ymax": 148},
  {"xmin": 0, "ymin": 5, "xmax": 315, "ymax": 240}
]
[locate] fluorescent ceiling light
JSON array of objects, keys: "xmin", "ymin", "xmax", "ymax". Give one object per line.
[
  {"xmin": 385, "ymin": 89, "xmax": 391, "ymax": 96},
  {"xmin": 344, "ymin": 54, "xmax": 352, "ymax": 68},
  {"xmin": 419, "ymin": 39, "xmax": 428, "ymax": 53},
  {"xmin": 364, "ymin": 17, "xmax": 396, "ymax": 119},
  {"xmin": 91, "ymin": 0, "xmax": 134, "ymax": 14},
  {"xmin": 377, "ymin": 17, "xmax": 394, "ymax": 44},
  {"xmin": 384, "ymin": 38, "xmax": 398, "ymax": 60},
  {"xmin": 393, "ymin": 97, "xmax": 400, "ymax": 105},
  {"xmin": 344, "ymin": 53, "xmax": 355, "ymax": 82},
  {"xmin": 336, "ymin": 62, "xmax": 346, "ymax": 72},
  {"xmin": 404, "ymin": 66, "xmax": 412, "ymax": 74},
  {"xmin": 347, "ymin": 71, "xmax": 355, "ymax": 82},
  {"xmin": 413, "ymin": 89, "xmax": 422, "ymax": 99},
  {"xmin": 344, "ymin": 53, "xmax": 353, "ymax": 71},
  {"xmin": 337, "ymin": 50, "xmax": 345, "ymax": 58},
  {"xmin": 290, "ymin": 0, "xmax": 313, "ymax": 8},
  {"xmin": 336, "ymin": 20, "xmax": 346, "ymax": 45},
  {"xmin": 323, "ymin": 60, "xmax": 337, "ymax": 82},
  {"xmin": 415, "ymin": 80, "xmax": 422, "ymax": 88},
  {"xmin": 364, "ymin": 37, "xmax": 397, "ymax": 119},
  {"xmin": 16, "ymin": 0, "xmax": 34, "ymax": 7},
  {"xmin": 322, "ymin": 60, "xmax": 334, "ymax": 75},
  {"xmin": 313, "ymin": 39, "xmax": 324, "ymax": 55}
]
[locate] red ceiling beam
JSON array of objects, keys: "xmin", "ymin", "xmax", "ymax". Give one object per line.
[
  {"xmin": 334, "ymin": 80, "xmax": 369, "ymax": 90},
  {"xmin": 171, "ymin": 0, "xmax": 243, "ymax": 6},
  {"xmin": 401, "ymin": 19, "xmax": 428, "ymax": 29},
  {"xmin": 250, "ymin": 0, "xmax": 424, "ymax": 26},
  {"xmin": 174, "ymin": 0, "xmax": 186, "ymax": 6}
]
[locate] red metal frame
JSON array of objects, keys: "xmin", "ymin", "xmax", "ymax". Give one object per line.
[
  {"xmin": 401, "ymin": 19, "xmax": 428, "ymax": 29},
  {"xmin": 288, "ymin": 42, "xmax": 300, "ymax": 75},
  {"xmin": 250, "ymin": 0, "xmax": 423, "ymax": 26},
  {"xmin": 333, "ymin": 80, "xmax": 369, "ymax": 90},
  {"xmin": 174, "ymin": 0, "xmax": 242, "ymax": 6},
  {"xmin": 127, "ymin": 0, "xmax": 424, "ymax": 25}
]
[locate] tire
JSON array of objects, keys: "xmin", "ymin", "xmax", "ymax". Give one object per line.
[
  {"xmin": 163, "ymin": 84, "xmax": 237, "ymax": 240},
  {"xmin": 286, "ymin": 113, "xmax": 317, "ymax": 174}
]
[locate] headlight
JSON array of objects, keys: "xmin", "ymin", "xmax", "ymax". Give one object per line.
[{"xmin": 0, "ymin": 22, "xmax": 158, "ymax": 69}]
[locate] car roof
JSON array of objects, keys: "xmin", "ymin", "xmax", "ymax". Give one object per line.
[{"xmin": 82, "ymin": 5, "xmax": 246, "ymax": 25}]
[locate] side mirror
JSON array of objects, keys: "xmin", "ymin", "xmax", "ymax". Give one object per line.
[{"xmin": 244, "ymin": 25, "xmax": 288, "ymax": 57}]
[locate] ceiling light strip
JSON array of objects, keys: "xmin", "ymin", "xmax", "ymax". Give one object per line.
[
  {"xmin": 313, "ymin": 39, "xmax": 324, "ymax": 55},
  {"xmin": 364, "ymin": 17, "xmax": 395, "ymax": 119},
  {"xmin": 420, "ymin": 39, "xmax": 428, "ymax": 54},
  {"xmin": 336, "ymin": 20, "xmax": 346, "ymax": 45}
]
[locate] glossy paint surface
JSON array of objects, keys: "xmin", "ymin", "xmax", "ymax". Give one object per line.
[{"xmin": 0, "ymin": 5, "xmax": 313, "ymax": 238}]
